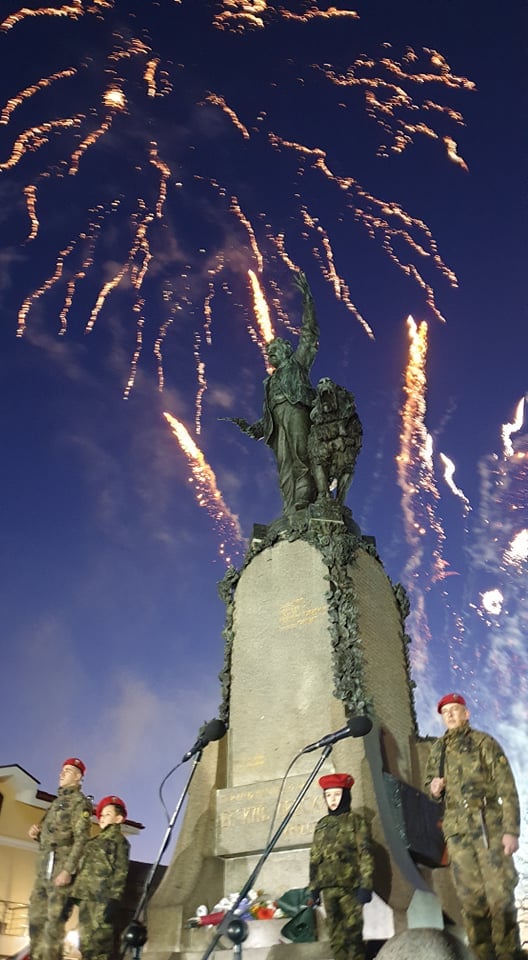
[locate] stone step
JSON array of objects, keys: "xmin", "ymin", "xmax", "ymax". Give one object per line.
[
  {"xmin": 177, "ymin": 945, "xmax": 331, "ymax": 960},
  {"xmin": 177, "ymin": 919, "xmax": 333, "ymax": 960}
]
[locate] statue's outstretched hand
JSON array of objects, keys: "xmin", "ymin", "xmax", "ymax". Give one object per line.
[
  {"xmin": 293, "ymin": 269, "xmax": 312, "ymax": 299},
  {"xmin": 220, "ymin": 417, "xmax": 263, "ymax": 439},
  {"xmin": 247, "ymin": 422, "xmax": 264, "ymax": 440}
]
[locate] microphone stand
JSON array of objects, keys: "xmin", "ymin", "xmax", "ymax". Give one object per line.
[
  {"xmin": 121, "ymin": 750, "xmax": 204, "ymax": 958},
  {"xmin": 200, "ymin": 743, "xmax": 333, "ymax": 960}
]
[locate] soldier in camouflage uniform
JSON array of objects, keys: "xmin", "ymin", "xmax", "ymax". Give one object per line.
[
  {"xmin": 425, "ymin": 693, "xmax": 523, "ymax": 960},
  {"xmin": 73, "ymin": 794, "xmax": 130, "ymax": 960},
  {"xmin": 309, "ymin": 773, "xmax": 373, "ymax": 960},
  {"xmin": 28, "ymin": 757, "xmax": 92, "ymax": 960}
]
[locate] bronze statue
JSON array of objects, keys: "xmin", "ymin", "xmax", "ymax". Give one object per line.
[
  {"xmin": 308, "ymin": 377, "xmax": 363, "ymax": 505},
  {"xmin": 226, "ymin": 270, "xmax": 362, "ymax": 515},
  {"xmin": 228, "ymin": 271, "xmax": 319, "ymax": 512}
]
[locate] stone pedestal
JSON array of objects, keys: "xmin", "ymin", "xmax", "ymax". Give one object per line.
[{"xmin": 144, "ymin": 519, "xmax": 457, "ymax": 960}]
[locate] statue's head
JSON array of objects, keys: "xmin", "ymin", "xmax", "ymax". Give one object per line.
[{"xmin": 266, "ymin": 337, "xmax": 293, "ymax": 368}]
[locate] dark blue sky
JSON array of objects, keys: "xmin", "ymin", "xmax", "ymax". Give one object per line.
[{"xmin": 0, "ymin": 0, "xmax": 527, "ymax": 876}]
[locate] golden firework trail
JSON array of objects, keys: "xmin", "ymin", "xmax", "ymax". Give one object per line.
[
  {"xmin": 68, "ymin": 86, "xmax": 127, "ymax": 175},
  {"xmin": 213, "ymin": 1, "xmax": 359, "ymax": 32},
  {"xmin": 153, "ymin": 279, "xmax": 188, "ymax": 395},
  {"xmin": 297, "ymin": 204, "xmax": 373, "ymax": 337},
  {"xmin": 144, "ymin": 58, "xmax": 160, "ymax": 98},
  {"xmin": 189, "ymin": 257, "xmax": 227, "ymax": 433},
  {"xmin": 1, "ymin": 2, "xmax": 84, "ymax": 32},
  {"xmin": 247, "ymin": 269, "xmax": 274, "ymax": 341},
  {"xmin": 268, "ymin": 131, "xmax": 455, "ymax": 325},
  {"xmin": 0, "ymin": 117, "xmax": 82, "ymax": 172},
  {"xmin": 69, "ymin": 116, "xmax": 113, "ymax": 176},
  {"xmin": 204, "ymin": 94, "xmax": 250, "ymax": 139},
  {"xmin": 228, "ymin": 195, "xmax": 264, "ymax": 272},
  {"xmin": 123, "ymin": 301, "xmax": 145, "ymax": 400},
  {"xmin": 397, "ymin": 315, "xmax": 450, "ymax": 670},
  {"xmin": 57, "ymin": 206, "xmax": 105, "ymax": 334},
  {"xmin": 163, "ymin": 412, "xmax": 245, "ymax": 564},
  {"xmin": 193, "ymin": 331, "xmax": 208, "ymax": 435},
  {"xmin": 318, "ymin": 45, "xmax": 473, "ymax": 162},
  {"xmin": 0, "ymin": 68, "xmax": 77, "ymax": 125},
  {"xmin": 247, "ymin": 269, "xmax": 275, "ymax": 372},
  {"xmin": 148, "ymin": 141, "xmax": 171, "ymax": 218},
  {"xmin": 17, "ymin": 241, "xmax": 76, "ymax": 336},
  {"xmin": 23, "ymin": 184, "xmax": 39, "ymax": 241},
  {"xmin": 271, "ymin": 233, "xmax": 299, "ymax": 275},
  {"xmin": 443, "ymin": 136, "xmax": 469, "ymax": 172}
]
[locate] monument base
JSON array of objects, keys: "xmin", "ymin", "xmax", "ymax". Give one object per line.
[{"xmin": 144, "ymin": 520, "xmax": 461, "ymax": 960}]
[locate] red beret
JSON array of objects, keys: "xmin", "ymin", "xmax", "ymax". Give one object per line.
[
  {"xmin": 96, "ymin": 795, "xmax": 127, "ymax": 819},
  {"xmin": 62, "ymin": 757, "xmax": 86, "ymax": 776},
  {"xmin": 319, "ymin": 773, "xmax": 354, "ymax": 790},
  {"xmin": 437, "ymin": 693, "xmax": 467, "ymax": 714}
]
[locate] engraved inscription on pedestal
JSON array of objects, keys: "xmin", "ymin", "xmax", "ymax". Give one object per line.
[
  {"xmin": 216, "ymin": 777, "xmax": 323, "ymax": 855},
  {"xmin": 229, "ymin": 540, "xmax": 343, "ymax": 787}
]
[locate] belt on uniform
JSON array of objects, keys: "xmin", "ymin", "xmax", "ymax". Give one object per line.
[{"xmin": 41, "ymin": 837, "xmax": 74, "ymax": 847}]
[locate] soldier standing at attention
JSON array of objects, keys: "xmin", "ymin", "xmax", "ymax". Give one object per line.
[
  {"xmin": 28, "ymin": 757, "xmax": 92, "ymax": 960},
  {"xmin": 73, "ymin": 795, "xmax": 130, "ymax": 960},
  {"xmin": 425, "ymin": 693, "xmax": 523, "ymax": 960},
  {"xmin": 309, "ymin": 773, "xmax": 373, "ymax": 960}
]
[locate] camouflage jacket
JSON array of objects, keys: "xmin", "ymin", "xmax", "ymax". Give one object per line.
[
  {"xmin": 424, "ymin": 723, "xmax": 520, "ymax": 840},
  {"xmin": 309, "ymin": 810, "xmax": 373, "ymax": 892},
  {"xmin": 37, "ymin": 786, "xmax": 93, "ymax": 877},
  {"xmin": 73, "ymin": 823, "xmax": 130, "ymax": 903}
]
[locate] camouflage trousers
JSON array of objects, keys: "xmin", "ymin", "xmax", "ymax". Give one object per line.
[
  {"xmin": 78, "ymin": 899, "xmax": 117, "ymax": 960},
  {"xmin": 448, "ymin": 829, "xmax": 521, "ymax": 960},
  {"xmin": 322, "ymin": 888, "xmax": 365, "ymax": 960},
  {"xmin": 29, "ymin": 877, "xmax": 71, "ymax": 960}
]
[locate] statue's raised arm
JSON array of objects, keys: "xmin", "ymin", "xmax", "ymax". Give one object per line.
[{"xmin": 293, "ymin": 271, "xmax": 319, "ymax": 372}]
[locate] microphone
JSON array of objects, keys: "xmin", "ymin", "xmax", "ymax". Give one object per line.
[
  {"xmin": 182, "ymin": 718, "xmax": 227, "ymax": 762},
  {"xmin": 347, "ymin": 715, "xmax": 373, "ymax": 738},
  {"xmin": 301, "ymin": 715, "xmax": 372, "ymax": 754}
]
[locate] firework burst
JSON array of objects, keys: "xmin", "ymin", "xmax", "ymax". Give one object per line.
[
  {"xmin": 1, "ymin": 0, "xmax": 473, "ymax": 402},
  {"xmin": 0, "ymin": 0, "xmax": 476, "ymax": 563}
]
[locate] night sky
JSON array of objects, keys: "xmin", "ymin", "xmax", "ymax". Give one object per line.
[{"xmin": 1, "ymin": 0, "xmax": 527, "ymax": 895}]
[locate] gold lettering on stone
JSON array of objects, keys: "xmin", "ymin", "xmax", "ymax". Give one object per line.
[
  {"xmin": 279, "ymin": 598, "xmax": 326, "ymax": 629},
  {"xmin": 217, "ymin": 792, "xmax": 321, "ymax": 836}
]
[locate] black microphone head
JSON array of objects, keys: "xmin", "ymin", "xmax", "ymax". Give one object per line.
[
  {"xmin": 347, "ymin": 715, "xmax": 373, "ymax": 738},
  {"xmin": 203, "ymin": 718, "xmax": 227, "ymax": 742}
]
